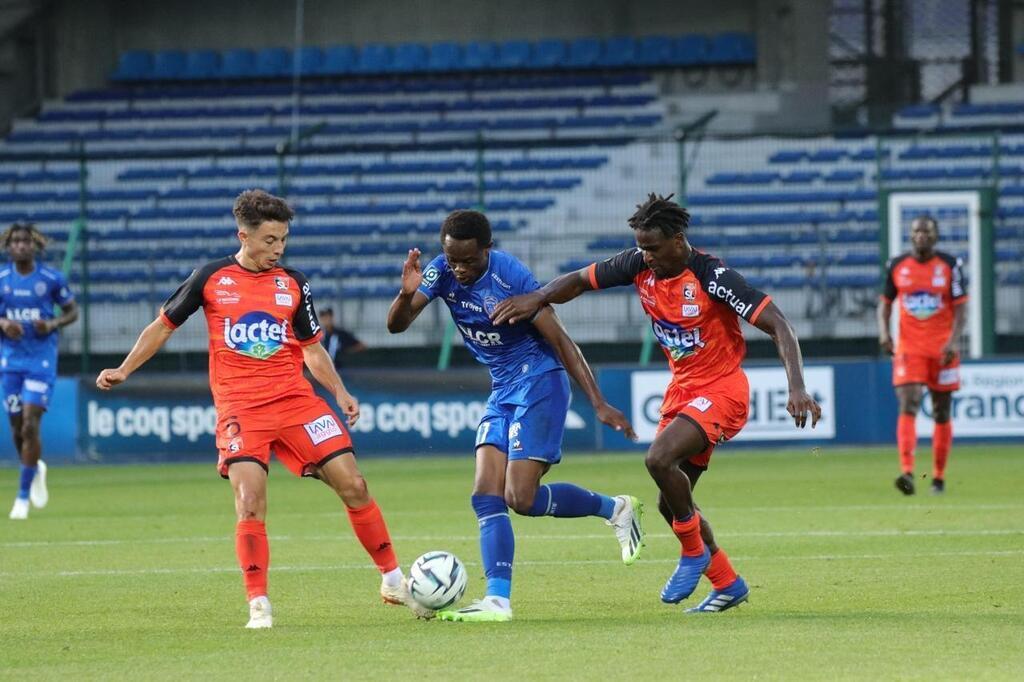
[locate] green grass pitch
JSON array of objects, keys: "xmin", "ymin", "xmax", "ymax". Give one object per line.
[{"xmin": 2, "ymin": 445, "xmax": 1022, "ymax": 680}]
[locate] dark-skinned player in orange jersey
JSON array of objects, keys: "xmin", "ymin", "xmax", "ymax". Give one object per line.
[{"xmin": 491, "ymin": 193, "xmax": 822, "ymax": 612}]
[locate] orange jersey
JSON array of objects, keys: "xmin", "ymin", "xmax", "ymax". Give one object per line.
[
  {"xmin": 587, "ymin": 248, "xmax": 771, "ymax": 391},
  {"xmin": 159, "ymin": 256, "xmax": 323, "ymax": 413},
  {"xmin": 882, "ymin": 251, "xmax": 966, "ymax": 358}
]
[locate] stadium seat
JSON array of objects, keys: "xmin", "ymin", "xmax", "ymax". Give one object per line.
[
  {"xmin": 706, "ymin": 32, "xmax": 756, "ymax": 64},
  {"xmin": 321, "ymin": 45, "xmax": 357, "ymax": 75},
  {"xmin": 220, "ymin": 49, "xmax": 256, "ymax": 78},
  {"xmin": 566, "ymin": 38, "xmax": 602, "ymax": 68},
  {"xmin": 601, "ymin": 37, "xmax": 637, "ymax": 67},
  {"xmin": 254, "ymin": 47, "xmax": 291, "ymax": 77},
  {"xmin": 112, "ymin": 50, "xmax": 153, "ymax": 81},
  {"xmin": 428, "ymin": 42, "xmax": 463, "ymax": 71},
  {"xmin": 152, "ymin": 50, "xmax": 187, "ymax": 80},
  {"xmin": 497, "ymin": 41, "xmax": 531, "ymax": 69},
  {"xmin": 463, "ymin": 41, "xmax": 498, "ymax": 70},
  {"xmin": 184, "ymin": 50, "xmax": 220, "ymax": 80},
  {"xmin": 671, "ymin": 35, "xmax": 709, "ymax": 65},
  {"xmin": 637, "ymin": 36, "xmax": 673, "ymax": 66},
  {"xmin": 531, "ymin": 40, "xmax": 567, "ymax": 69},
  {"xmin": 393, "ymin": 43, "xmax": 429, "ymax": 72},
  {"xmin": 294, "ymin": 46, "xmax": 323, "ymax": 75},
  {"xmin": 355, "ymin": 44, "xmax": 392, "ymax": 73}
]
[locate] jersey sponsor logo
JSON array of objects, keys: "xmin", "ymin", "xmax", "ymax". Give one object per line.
[
  {"xmin": 902, "ymin": 291, "xmax": 942, "ymax": 320},
  {"xmin": 937, "ymin": 367, "xmax": 959, "ymax": 385},
  {"xmin": 423, "ymin": 267, "xmax": 441, "ymax": 285},
  {"xmin": 218, "ymin": 276, "xmax": 236, "ymax": 286},
  {"xmin": 222, "ymin": 311, "xmax": 289, "ymax": 359},
  {"xmin": 651, "ymin": 319, "xmax": 706, "ymax": 360},
  {"xmin": 456, "ymin": 323, "xmax": 503, "ymax": 347},
  {"xmin": 275, "ymin": 293, "xmax": 293, "ymax": 307},
  {"xmin": 215, "ymin": 289, "xmax": 240, "ymax": 304},
  {"xmin": 303, "ymin": 414, "xmax": 343, "ymax": 445},
  {"xmin": 34, "ymin": 282, "xmax": 47, "ymax": 296},
  {"xmin": 23, "ymin": 378, "xmax": 50, "ymax": 394},
  {"xmin": 301, "ymin": 282, "xmax": 320, "ymax": 335},
  {"xmin": 459, "ymin": 300, "xmax": 484, "ymax": 313},
  {"xmin": 509, "ymin": 421, "xmax": 523, "ymax": 451},
  {"xmin": 5, "ymin": 308, "xmax": 41, "ymax": 322},
  {"xmin": 682, "ymin": 304, "xmax": 700, "ymax": 317},
  {"xmin": 706, "ymin": 279, "xmax": 753, "ymax": 318},
  {"xmin": 13, "ymin": 289, "xmax": 31, "ymax": 296},
  {"xmin": 491, "ymin": 273, "xmax": 512, "ymax": 290},
  {"xmin": 688, "ymin": 396, "xmax": 713, "ymax": 412},
  {"xmin": 274, "ymin": 277, "xmax": 288, "ymax": 290}
]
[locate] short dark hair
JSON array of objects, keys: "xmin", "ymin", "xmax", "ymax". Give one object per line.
[
  {"xmin": 232, "ymin": 189, "xmax": 294, "ymax": 229},
  {"xmin": 2, "ymin": 222, "xmax": 47, "ymax": 250},
  {"xmin": 627, "ymin": 193, "xmax": 691, "ymax": 238},
  {"xmin": 440, "ymin": 209, "xmax": 492, "ymax": 248}
]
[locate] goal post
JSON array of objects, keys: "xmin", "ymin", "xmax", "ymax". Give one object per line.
[{"xmin": 879, "ymin": 187, "xmax": 996, "ymax": 358}]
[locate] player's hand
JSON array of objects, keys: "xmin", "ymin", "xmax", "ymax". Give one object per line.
[
  {"xmin": 939, "ymin": 340, "xmax": 958, "ymax": 366},
  {"xmin": 33, "ymin": 319, "xmax": 56, "ymax": 335},
  {"xmin": 400, "ymin": 248, "xmax": 423, "ymax": 295},
  {"xmin": 0, "ymin": 319, "xmax": 23, "ymax": 340},
  {"xmin": 336, "ymin": 391, "xmax": 361, "ymax": 427},
  {"xmin": 787, "ymin": 388, "xmax": 821, "ymax": 429},
  {"xmin": 878, "ymin": 335, "xmax": 893, "ymax": 356},
  {"xmin": 96, "ymin": 368, "xmax": 128, "ymax": 390},
  {"xmin": 595, "ymin": 402, "xmax": 637, "ymax": 441},
  {"xmin": 490, "ymin": 292, "xmax": 545, "ymax": 325}
]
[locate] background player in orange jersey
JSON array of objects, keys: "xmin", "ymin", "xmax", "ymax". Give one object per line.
[
  {"xmin": 95, "ymin": 189, "xmax": 431, "ymax": 627},
  {"xmin": 878, "ymin": 215, "xmax": 967, "ymax": 496},
  {"xmin": 492, "ymin": 193, "xmax": 821, "ymax": 613}
]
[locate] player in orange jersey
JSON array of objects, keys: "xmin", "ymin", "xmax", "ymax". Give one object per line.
[
  {"xmin": 96, "ymin": 189, "xmax": 431, "ymax": 627},
  {"xmin": 878, "ymin": 215, "xmax": 967, "ymax": 496},
  {"xmin": 492, "ymin": 193, "xmax": 821, "ymax": 612}
]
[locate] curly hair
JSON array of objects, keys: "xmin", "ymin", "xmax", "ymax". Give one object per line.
[
  {"xmin": 232, "ymin": 189, "xmax": 294, "ymax": 229},
  {"xmin": 627, "ymin": 193, "xmax": 691, "ymax": 237},
  {"xmin": 2, "ymin": 222, "xmax": 48, "ymax": 250},
  {"xmin": 440, "ymin": 209, "xmax": 493, "ymax": 248}
]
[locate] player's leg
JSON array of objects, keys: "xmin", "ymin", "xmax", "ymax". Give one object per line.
[
  {"xmin": 438, "ymin": 442, "xmax": 514, "ymax": 622},
  {"xmin": 929, "ymin": 390, "xmax": 953, "ymax": 494},
  {"xmin": 227, "ymin": 460, "xmax": 272, "ymax": 628},
  {"xmin": 504, "ymin": 371, "xmax": 644, "ymax": 564},
  {"xmin": 20, "ymin": 401, "xmax": 48, "ymax": 509},
  {"xmin": 5, "ymin": 373, "xmax": 31, "ymax": 520},
  {"xmin": 894, "ymin": 382, "xmax": 924, "ymax": 495}
]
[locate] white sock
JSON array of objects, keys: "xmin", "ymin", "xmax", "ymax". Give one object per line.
[
  {"xmin": 382, "ymin": 567, "xmax": 404, "ymax": 588},
  {"xmin": 485, "ymin": 595, "xmax": 511, "ymax": 610}
]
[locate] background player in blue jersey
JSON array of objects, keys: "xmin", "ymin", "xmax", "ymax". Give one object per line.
[
  {"xmin": 387, "ymin": 210, "xmax": 642, "ymax": 622},
  {"xmin": 0, "ymin": 223, "xmax": 77, "ymax": 520}
]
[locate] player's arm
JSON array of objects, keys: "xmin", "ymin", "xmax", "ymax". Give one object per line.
[
  {"xmin": 491, "ymin": 249, "xmax": 643, "ymax": 325},
  {"xmin": 532, "ymin": 307, "xmax": 636, "ymax": 440},
  {"xmin": 302, "ymin": 342, "xmax": 360, "ymax": 426},
  {"xmin": 753, "ymin": 303, "xmax": 821, "ymax": 429},
  {"xmin": 95, "ymin": 317, "xmax": 175, "ymax": 389},
  {"xmin": 877, "ymin": 258, "xmax": 898, "ymax": 355},
  {"xmin": 387, "ymin": 248, "xmax": 432, "ymax": 333}
]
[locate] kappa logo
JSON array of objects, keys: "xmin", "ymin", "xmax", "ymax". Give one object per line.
[
  {"xmin": 714, "ymin": 267, "xmax": 727, "ymax": 278},
  {"xmin": 304, "ymin": 414, "xmax": 343, "ymax": 445},
  {"xmin": 218, "ymin": 277, "xmax": 236, "ymax": 286},
  {"xmin": 688, "ymin": 396, "xmax": 713, "ymax": 412}
]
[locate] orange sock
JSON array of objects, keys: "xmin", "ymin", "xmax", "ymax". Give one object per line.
[
  {"xmin": 235, "ymin": 519, "xmax": 269, "ymax": 600},
  {"xmin": 933, "ymin": 421, "xmax": 952, "ymax": 479},
  {"xmin": 671, "ymin": 513, "xmax": 705, "ymax": 557},
  {"xmin": 897, "ymin": 413, "xmax": 917, "ymax": 475},
  {"xmin": 705, "ymin": 549, "xmax": 739, "ymax": 590},
  {"xmin": 347, "ymin": 499, "xmax": 399, "ymax": 573}
]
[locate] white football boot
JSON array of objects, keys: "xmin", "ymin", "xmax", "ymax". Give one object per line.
[
  {"xmin": 9, "ymin": 497, "xmax": 29, "ymax": 520},
  {"xmin": 607, "ymin": 495, "xmax": 645, "ymax": 565},
  {"xmin": 29, "ymin": 460, "xmax": 48, "ymax": 509},
  {"xmin": 381, "ymin": 576, "xmax": 435, "ymax": 619},
  {"xmin": 245, "ymin": 596, "xmax": 273, "ymax": 629}
]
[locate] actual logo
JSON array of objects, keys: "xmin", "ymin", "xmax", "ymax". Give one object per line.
[
  {"xmin": 304, "ymin": 414, "xmax": 343, "ymax": 445},
  {"xmin": 275, "ymin": 293, "xmax": 293, "ymax": 307}
]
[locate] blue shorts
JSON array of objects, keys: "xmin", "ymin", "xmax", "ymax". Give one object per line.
[
  {"xmin": 475, "ymin": 370, "xmax": 570, "ymax": 464},
  {"xmin": 2, "ymin": 371, "xmax": 54, "ymax": 414}
]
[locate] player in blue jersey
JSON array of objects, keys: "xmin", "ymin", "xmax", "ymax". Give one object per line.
[
  {"xmin": 0, "ymin": 224, "xmax": 77, "ymax": 520},
  {"xmin": 387, "ymin": 210, "xmax": 643, "ymax": 622}
]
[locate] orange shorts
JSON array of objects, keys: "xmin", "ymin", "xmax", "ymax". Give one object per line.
[
  {"xmin": 656, "ymin": 369, "xmax": 750, "ymax": 468},
  {"xmin": 893, "ymin": 353, "xmax": 961, "ymax": 392},
  {"xmin": 215, "ymin": 395, "xmax": 354, "ymax": 478}
]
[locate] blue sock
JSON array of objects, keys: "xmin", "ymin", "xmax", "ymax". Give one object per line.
[
  {"xmin": 471, "ymin": 494, "xmax": 514, "ymax": 600},
  {"xmin": 526, "ymin": 483, "xmax": 617, "ymax": 520},
  {"xmin": 18, "ymin": 465, "xmax": 36, "ymax": 501}
]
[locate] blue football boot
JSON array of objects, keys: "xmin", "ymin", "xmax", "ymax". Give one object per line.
[
  {"xmin": 660, "ymin": 545, "xmax": 711, "ymax": 604},
  {"xmin": 686, "ymin": 576, "xmax": 750, "ymax": 613}
]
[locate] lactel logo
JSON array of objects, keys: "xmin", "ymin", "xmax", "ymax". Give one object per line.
[
  {"xmin": 903, "ymin": 291, "xmax": 942, "ymax": 320},
  {"xmin": 651, "ymin": 319, "xmax": 705, "ymax": 361},
  {"xmin": 223, "ymin": 311, "xmax": 289, "ymax": 359}
]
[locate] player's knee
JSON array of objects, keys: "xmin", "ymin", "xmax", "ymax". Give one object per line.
[
  {"xmin": 235, "ymin": 492, "xmax": 266, "ymax": 520},
  {"xmin": 645, "ymin": 446, "xmax": 675, "ymax": 478},
  {"xmin": 504, "ymin": 486, "xmax": 535, "ymax": 516},
  {"xmin": 334, "ymin": 474, "xmax": 370, "ymax": 506},
  {"xmin": 19, "ymin": 418, "xmax": 40, "ymax": 441}
]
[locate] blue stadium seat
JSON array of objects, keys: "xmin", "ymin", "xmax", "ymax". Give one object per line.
[
  {"xmin": 769, "ymin": 150, "xmax": 806, "ymax": 164},
  {"xmin": 897, "ymin": 104, "xmax": 940, "ymax": 118},
  {"xmin": 463, "ymin": 41, "xmax": 498, "ymax": 70},
  {"xmin": 824, "ymin": 169, "xmax": 863, "ymax": 183},
  {"xmin": 637, "ymin": 36, "xmax": 673, "ymax": 66},
  {"xmin": 782, "ymin": 170, "xmax": 819, "ymax": 184},
  {"xmin": 294, "ymin": 46, "xmax": 323, "ymax": 75},
  {"xmin": 531, "ymin": 40, "xmax": 567, "ymax": 69},
  {"xmin": 112, "ymin": 50, "xmax": 153, "ymax": 81},
  {"xmin": 807, "ymin": 148, "xmax": 846, "ymax": 163},
  {"xmin": 321, "ymin": 45, "xmax": 357, "ymax": 75},
  {"xmin": 254, "ymin": 47, "xmax": 291, "ymax": 77},
  {"xmin": 566, "ymin": 38, "xmax": 601, "ymax": 68},
  {"xmin": 498, "ymin": 41, "xmax": 531, "ymax": 69},
  {"xmin": 393, "ymin": 43, "xmax": 429, "ymax": 72},
  {"xmin": 672, "ymin": 35, "xmax": 709, "ymax": 65},
  {"xmin": 428, "ymin": 42, "xmax": 463, "ymax": 71},
  {"xmin": 601, "ymin": 37, "xmax": 637, "ymax": 67},
  {"xmin": 355, "ymin": 44, "xmax": 392, "ymax": 73},
  {"xmin": 220, "ymin": 49, "xmax": 256, "ymax": 78},
  {"xmin": 152, "ymin": 50, "xmax": 187, "ymax": 80},
  {"xmin": 184, "ymin": 50, "xmax": 220, "ymax": 80},
  {"xmin": 707, "ymin": 32, "xmax": 756, "ymax": 64}
]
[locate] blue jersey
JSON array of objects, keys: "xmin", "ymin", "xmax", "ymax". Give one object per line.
[
  {"xmin": 419, "ymin": 250, "xmax": 561, "ymax": 388},
  {"xmin": 0, "ymin": 264, "xmax": 74, "ymax": 376}
]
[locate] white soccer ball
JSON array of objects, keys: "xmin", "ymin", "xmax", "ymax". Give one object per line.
[{"xmin": 408, "ymin": 551, "xmax": 468, "ymax": 611}]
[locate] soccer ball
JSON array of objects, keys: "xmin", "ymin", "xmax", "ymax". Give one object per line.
[{"xmin": 408, "ymin": 551, "xmax": 468, "ymax": 611}]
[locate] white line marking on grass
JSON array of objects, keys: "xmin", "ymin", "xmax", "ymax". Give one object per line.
[
  {"xmin": 2, "ymin": 549, "xmax": 1023, "ymax": 579},
  {"xmin": 3, "ymin": 528, "xmax": 1022, "ymax": 549}
]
